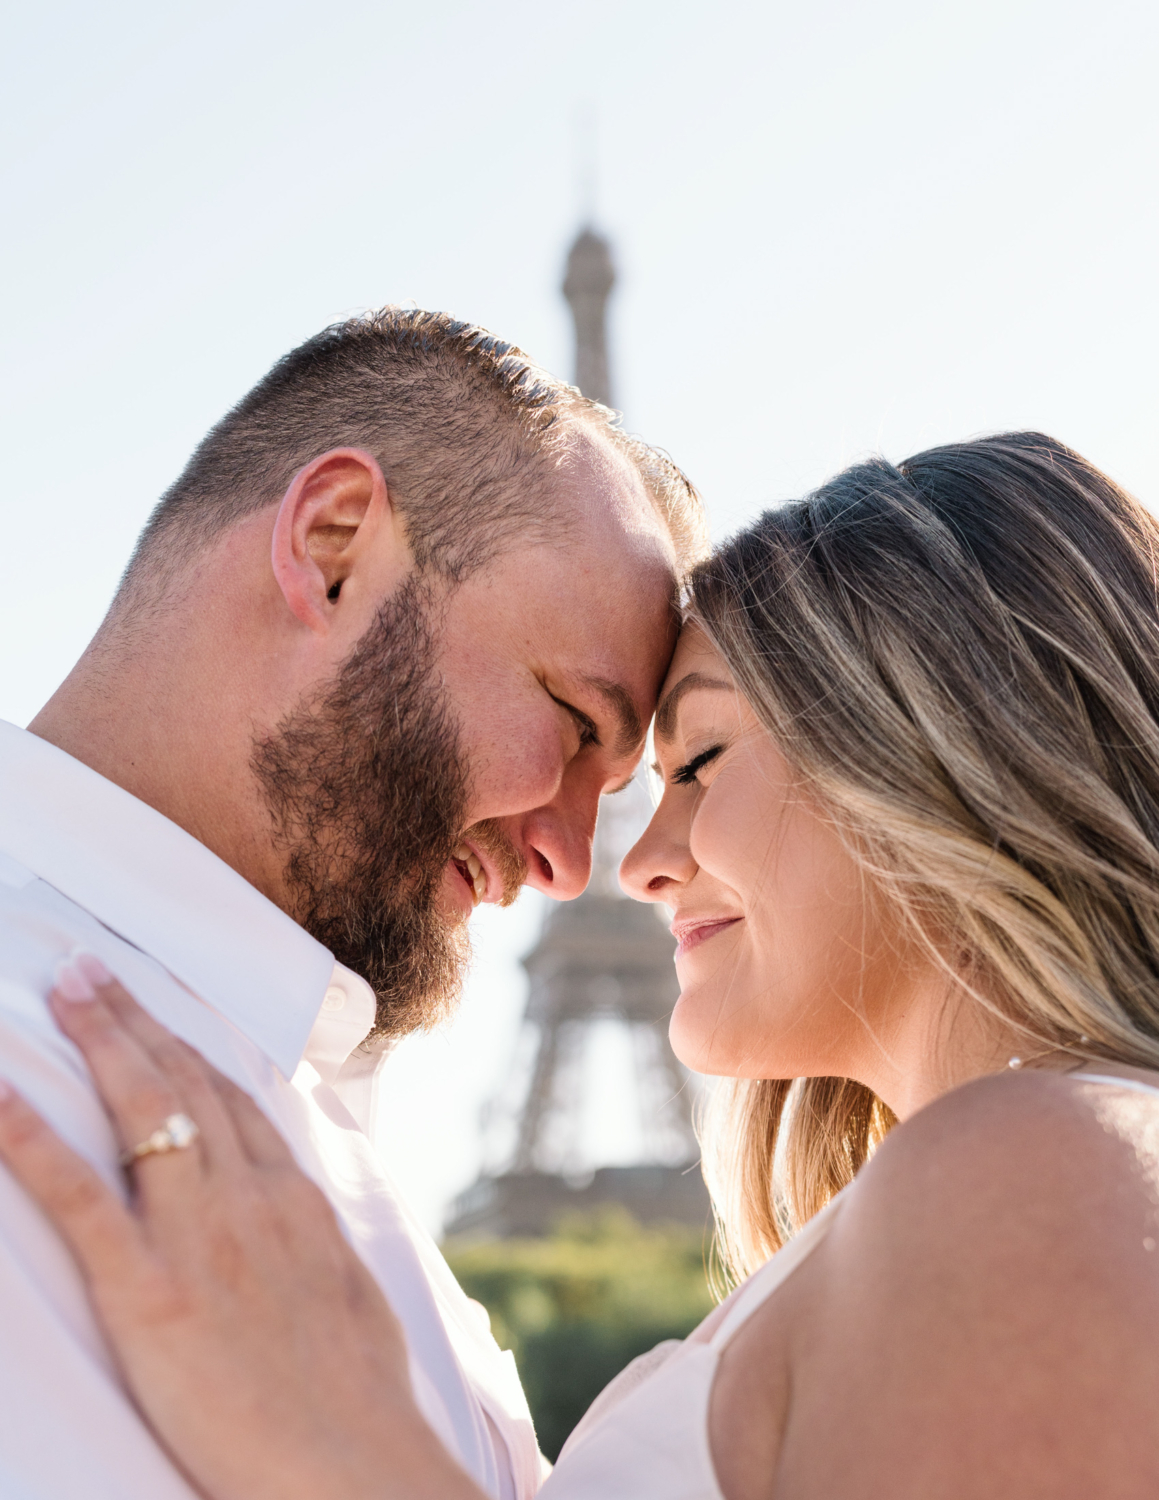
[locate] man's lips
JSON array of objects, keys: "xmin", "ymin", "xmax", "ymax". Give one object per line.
[
  {"xmin": 449, "ymin": 840, "xmax": 504, "ymax": 908},
  {"xmin": 441, "ymin": 859, "xmax": 476, "ymax": 919},
  {"xmin": 670, "ymin": 915, "xmax": 743, "ymax": 958}
]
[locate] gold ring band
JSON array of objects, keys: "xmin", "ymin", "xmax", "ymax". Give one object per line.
[{"xmin": 118, "ymin": 1112, "xmax": 200, "ymax": 1169}]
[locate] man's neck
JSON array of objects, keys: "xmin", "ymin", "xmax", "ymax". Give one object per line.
[{"xmin": 29, "ymin": 635, "xmax": 288, "ymax": 912}]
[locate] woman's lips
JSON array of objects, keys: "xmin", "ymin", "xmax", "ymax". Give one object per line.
[{"xmin": 671, "ymin": 916, "xmax": 742, "ymax": 958}]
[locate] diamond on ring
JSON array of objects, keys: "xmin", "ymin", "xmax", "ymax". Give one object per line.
[{"xmin": 118, "ymin": 1112, "xmax": 200, "ymax": 1169}]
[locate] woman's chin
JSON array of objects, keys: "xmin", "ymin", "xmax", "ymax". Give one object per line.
[
  {"xmin": 668, "ymin": 986, "xmax": 747, "ymax": 1076},
  {"xmin": 669, "ymin": 962, "xmax": 799, "ymax": 1079},
  {"xmin": 669, "ymin": 936, "xmax": 752, "ymax": 1066}
]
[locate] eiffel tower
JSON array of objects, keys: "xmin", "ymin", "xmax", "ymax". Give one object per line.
[{"xmin": 444, "ymin": 227, "xmax": 709, "ymax": 1239}]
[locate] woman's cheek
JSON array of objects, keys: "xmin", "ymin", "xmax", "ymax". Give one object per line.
[{"xmin": 687, "ymin": 780, "xmax": 758, "ymax": 898}]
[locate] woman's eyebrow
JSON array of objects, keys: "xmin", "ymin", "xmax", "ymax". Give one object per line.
[{"xmin": 654, "ymin": 672, "xmax": 733, "ymax": 742}]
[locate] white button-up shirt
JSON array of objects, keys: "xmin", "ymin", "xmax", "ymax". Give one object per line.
[{"xmin": 0, "ymin": 720, "xmax": 544, "ymax": 1500}]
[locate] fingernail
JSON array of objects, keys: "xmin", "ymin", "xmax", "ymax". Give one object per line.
[
  {"xmin": 54, "ymin": 959, "xmax": 96, "ymax": 1003},
  {"xmin": 74, "ymin": 952, "xmax": 112, "ymax": 987}
]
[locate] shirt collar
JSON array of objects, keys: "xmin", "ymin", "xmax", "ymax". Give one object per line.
[
  {"xmin": 0, "ymin": 720, "xmax": 347, "ymax": 1079},
  {"xmin": 306, "ymin": 966, "xmax": 380, "ymax": 1086}
]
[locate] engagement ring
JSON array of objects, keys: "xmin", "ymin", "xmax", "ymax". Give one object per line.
[{"xmin": 118, "ymin": 1112, "xmax": 200, "ymax": 1169}]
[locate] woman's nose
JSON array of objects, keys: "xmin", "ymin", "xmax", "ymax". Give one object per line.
[{"xmin": 619, "ymin": 805, "xmax": 693, "ymax": 903}]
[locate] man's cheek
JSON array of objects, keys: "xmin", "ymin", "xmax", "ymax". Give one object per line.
[{"xmin": 469, "ymin": 720, "xmax": 564, "ymax": 817}]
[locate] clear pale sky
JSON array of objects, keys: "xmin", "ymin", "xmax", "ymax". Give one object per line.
[{"xmin": 3, "ymin": 0, "xmax": 1156, "ymax": 1229}]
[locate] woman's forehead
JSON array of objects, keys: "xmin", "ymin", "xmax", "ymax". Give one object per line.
[
  {"xmin": 654, "ymin": 627, "xmax": 741, "ymax": 741},
  {"xmin": 664, "ymin": 622, "xmax": 729, "ymax": 687}
]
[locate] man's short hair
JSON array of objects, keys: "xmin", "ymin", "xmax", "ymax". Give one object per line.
[{"xmin": 123, "ymin": 307, "xmax": 707, "ymax": 600}]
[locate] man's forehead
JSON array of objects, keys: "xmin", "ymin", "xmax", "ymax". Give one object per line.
[
  {"xmin": 488, "ymin": 426, "xmax": 682, "ymax": 721},
  {"xmin": 552, "ymin": 623, "xmax": 677, "ymax": 748},
  {"xmin": 524, "ymin": 489, "xmax": 679, "ymax": 659},
  {"xmin": 556, "ymin": 424, "xmax": 668, "ymax": 543},
  {"xmin": 553, "ymin": 558, "xmax": 678, "ymax": 664}
]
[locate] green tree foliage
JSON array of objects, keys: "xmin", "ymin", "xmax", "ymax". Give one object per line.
[{"xmin": 444, "ymin": 1209, "xmax": 714, "ymax": 1461}]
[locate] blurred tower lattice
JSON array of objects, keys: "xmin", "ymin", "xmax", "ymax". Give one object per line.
[
  {"xmin": 444, "ymin": 227, "xmax": 709, "ymax": 1240},
  {"xmin": 513, "ymin": 781, "xmax": 697, "ymax": 1173}
]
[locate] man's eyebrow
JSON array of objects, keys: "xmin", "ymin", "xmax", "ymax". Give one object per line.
[
  {"xmin": 581, "ymin": 676, "xmax": 644, "ymax": 754},
  {"xmin": 654, "ymin": 672, "xmax": 734, "ymax": 742}
]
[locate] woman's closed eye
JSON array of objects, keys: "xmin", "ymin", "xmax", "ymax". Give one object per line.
[{"xmin": 671, "ymin": 744, "xmax": 724, "ymax": 786}]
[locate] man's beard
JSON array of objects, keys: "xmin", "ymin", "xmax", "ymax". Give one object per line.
[{"xmin": 252, "ymin": 576, "xmax": 479, "ymax": 1041}]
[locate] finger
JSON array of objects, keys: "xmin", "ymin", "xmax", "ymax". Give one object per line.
[
  {"xmin": 69, "ymin": 959, "xmax": 246, "ymax": 1175},
  {"xmin": 209, "ymin": 1073, "xmax": 296, "ymax": 1169},
  {"xmin": 0, "ymin": 1080, "xmax": 144, "ymax": 1286},
  {"xmin": 49, "ymin": 963, "xmax": 209, "ymax": 1200},
  {"xmin": 99, "ymin": 972, "xmax": 248, "ymax": 1100}
]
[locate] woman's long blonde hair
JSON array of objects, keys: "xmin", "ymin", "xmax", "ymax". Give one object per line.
[{"xmin": 690, "ymin": 433, "xmax": 1159, "ymax": 1284}]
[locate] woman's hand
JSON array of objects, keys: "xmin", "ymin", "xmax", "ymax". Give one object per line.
[{"xmin": 0, "ymin": 954, "xmax": 483, "ymax": 1500}]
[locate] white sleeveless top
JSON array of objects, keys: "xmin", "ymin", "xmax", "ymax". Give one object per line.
[{"xmin": 537, "ymin": 1072, "xmax": 1159, "ymax": 1500}]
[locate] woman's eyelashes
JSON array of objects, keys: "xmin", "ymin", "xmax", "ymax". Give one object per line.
[{"xmin": 671, "ymin": 743, "xmax": 724, "ymax": 787}]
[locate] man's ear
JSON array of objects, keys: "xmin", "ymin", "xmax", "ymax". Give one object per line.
[{"xmin": 270, "ymin": 448, "xmax": 401, "ymax": 633}]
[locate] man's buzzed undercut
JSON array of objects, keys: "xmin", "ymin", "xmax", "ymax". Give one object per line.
[{"xmin": 120, "ymin": 306, "xmax": 706, "ymax": 603}]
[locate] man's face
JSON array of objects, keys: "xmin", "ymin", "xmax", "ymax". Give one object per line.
[
  {"xmin": 433, "ymin": 435, "xmax": 679, "ymax": 921},
  {"xmin": 253, "ymin": 433, "xmax": 679, "ymax": 1037}
]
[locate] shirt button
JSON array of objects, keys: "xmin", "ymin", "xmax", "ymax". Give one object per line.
[{"xmin": 321, "ymin": 986, "xmax": 346, "ymax": 1012}]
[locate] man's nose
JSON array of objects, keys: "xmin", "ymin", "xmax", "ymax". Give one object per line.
[{"xmin": 504, "ymin": 783, "xmax": 603, "ymax": 901}]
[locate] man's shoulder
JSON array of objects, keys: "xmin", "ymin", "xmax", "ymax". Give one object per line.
[
  {"xmin": 0, "ymin": 873, "xmax": 125, "ymax": 1177},
  {"xmin": 0, "ymin": 866, "xmax": 106, "ymax": 1019},
  {"xmin": 0, "ymin": 871, "xmax": 79, "ymax": 1019},
  {"xmin": 0, "ymin": 869, "xmax": 240, "ymax": 1175}
]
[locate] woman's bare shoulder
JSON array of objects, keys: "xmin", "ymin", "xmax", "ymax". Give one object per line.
[
  {"xmin": 829, "ymin": 1067, "xmax": 1159, "ymax": 1308},
  {"xmin": 857, "ymin": 1066, "xmax": 1159, "ymax": 1222},
  {"xmin": 775, "ymin": 1071, "xmax": 1159, "ymax": 1496}
]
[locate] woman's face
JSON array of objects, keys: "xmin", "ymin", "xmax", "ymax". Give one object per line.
[{"xmin": 621, "ymin": 625, "xmax": 914, "ymax": 1080}]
